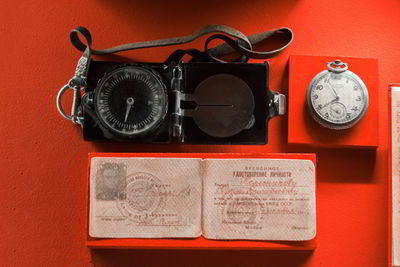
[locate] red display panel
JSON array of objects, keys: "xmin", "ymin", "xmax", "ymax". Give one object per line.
[
  {"xmin": 288, "ymin": 55, "xmax": 379, "ymax": 148},
  {"xmin": 86, "ymin": 153, "xmax": 317, "ymax": 250}
]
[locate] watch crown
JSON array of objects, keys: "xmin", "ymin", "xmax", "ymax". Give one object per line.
[{"xmin": 327, "ymin": 60, "xmax": 348, "ymax": 73}]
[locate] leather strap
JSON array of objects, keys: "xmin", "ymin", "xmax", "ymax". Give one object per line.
[{"xmin": 69, "ymin": 25, "xmax": 293, "ymax": 63}]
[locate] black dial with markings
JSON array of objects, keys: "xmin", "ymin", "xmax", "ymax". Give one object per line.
[{"xmin": 94, "ymin": 66, "xmax": 168, "ymax": 137}]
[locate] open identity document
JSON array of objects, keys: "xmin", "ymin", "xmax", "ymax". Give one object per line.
[
  {"xmin": 392, "ymin": 86, "xmax": 400, "ymax": 266},
  {"xmin": 89, "ymin": 157, "xmax": 316, "ymax": 241}
]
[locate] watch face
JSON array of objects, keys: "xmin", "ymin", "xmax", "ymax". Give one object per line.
[
  {"xmin": 307, "ymin": 68, "xmax": 368, "ymax": 130},
  {"xmin": 94, "ymin": 66, "xmax": 168, "ymax": 137}
]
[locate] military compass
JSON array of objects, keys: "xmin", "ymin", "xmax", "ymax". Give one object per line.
[
  {"xmin": 306, "ymin": 60, "xmax": 368, "ymax": 130},
  {"xmin": 93, "ymin": 66, "xmax": 168, "ymax": 137}
]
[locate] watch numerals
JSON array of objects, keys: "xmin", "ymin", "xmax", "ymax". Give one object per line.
[{"xmin": 307, "ymin": 60, "xmax": 368, "ymax": 130}]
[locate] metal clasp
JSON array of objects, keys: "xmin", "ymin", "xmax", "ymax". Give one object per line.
[
  {"xmin": 268, "ymin": 91, "xmax": 286, "ymax": 119},
  {"xmin": 171, "ymin": 65, "xmax": 183, "ymax": 138},
  {"xmin": 56, "ymin": 55, "xmax": 90, "ymax": 126}
]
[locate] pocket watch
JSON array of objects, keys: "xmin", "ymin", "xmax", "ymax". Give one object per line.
[{"xmin": 306, "ymin": 60, "xmax": 368, "ymax": 130}]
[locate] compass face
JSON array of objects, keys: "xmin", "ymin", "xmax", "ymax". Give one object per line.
[
  {"xmin": 94, "ymin": 66, "xmax": 168, "ymax": 137},
  {"xmin": 307, "ymin": 69, "xmax": 368, "ymax": 130}
]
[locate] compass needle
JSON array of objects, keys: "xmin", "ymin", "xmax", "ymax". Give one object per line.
[{"xmin": 124, "ymin": 97, "xmax": 134, "ymax": 123}]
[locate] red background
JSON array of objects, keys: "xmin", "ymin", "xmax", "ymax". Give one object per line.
[{"xmin": 1, "ymin": 0, "xmax": 399, "ymax": 266}]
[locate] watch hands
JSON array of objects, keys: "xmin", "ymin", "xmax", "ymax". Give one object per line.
[
  {"xmin": 124, "ymin": 97, "xmax": 134, "ymax": 123},
  {"xmin": 326, "ymin": 76, "xmax": 339, "ymax": 98},
  {"xmin": 320, "ymin": 96, "xmax": 339, "ymax": 109}
]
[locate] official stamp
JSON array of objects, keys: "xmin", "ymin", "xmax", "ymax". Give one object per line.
[
  {"xmin": 117, "ymin": 172, "xmax": 167, "ymax": 223},
  {"xmin": 220, "ymin": 190, "xmax": 264, "ymax": 233}
]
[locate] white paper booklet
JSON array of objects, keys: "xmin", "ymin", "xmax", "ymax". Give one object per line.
[
  {"xmin": 89, "ymin": 157, "xmax": 316, "ymax": 241},
  {"xmin": 392, "ymin": 86, "xmax": 400, "ymax": 266}
]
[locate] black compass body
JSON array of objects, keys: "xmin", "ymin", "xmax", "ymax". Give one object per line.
[{"xmin": 82, "ymin": 60, "xmax": 276, "ymax": 144}]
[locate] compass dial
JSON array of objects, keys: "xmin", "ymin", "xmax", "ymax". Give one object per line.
[{"xmin": 94, "ymin": 66, "xmax": 168, "ymax": 137}]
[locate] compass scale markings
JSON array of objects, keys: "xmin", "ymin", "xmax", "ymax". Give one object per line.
[{"xmin": 95, "ymin": 67, "xmax": 167, "ymax": 136}]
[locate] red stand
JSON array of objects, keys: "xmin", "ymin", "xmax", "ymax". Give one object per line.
[{"xmin": 288, "ymin": 55, "xmax": 379, "ymax": 148}]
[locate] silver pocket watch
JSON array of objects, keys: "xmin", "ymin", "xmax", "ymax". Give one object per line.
[{"xmin": 306, "ymin": 60, "xmax": 369, "ymax": 130}]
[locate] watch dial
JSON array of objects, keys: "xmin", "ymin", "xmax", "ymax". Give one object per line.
[
  {"xmin": 95, "ymin": 66, "xmax": 168, "ymax": 137},
  {"xmin": 309, "ymin": 72, "xmax": 367, "ymax": 127}
]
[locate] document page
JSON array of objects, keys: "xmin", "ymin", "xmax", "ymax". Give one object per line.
[
  {"xmin": 392, "ymin": 87, "xmax": 400, "ymax": 266},
  {"xmin": 89, "ymin": 157, "xmax": 202, "ymax": 238},
  {"xmin": 202, "ymin": 158, "xmax": 316, "ymax": 241}
]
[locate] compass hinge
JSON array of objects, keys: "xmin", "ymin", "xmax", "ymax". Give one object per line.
[
  {"xmin": 171, "ymin": 112, "xmax": 183, "ymax": 139},
  {"xmin": 171, "ymin": 65, "xmax": 184, "ymax": 140}
]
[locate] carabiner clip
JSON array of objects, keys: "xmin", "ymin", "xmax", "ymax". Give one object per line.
[
  {"xmin": 56, "ymin": 81, "xmax": 84, "ymax": 125},
  {"xmin": 56, "ymin": 54, "xmax": 90, "ymax": 125}
]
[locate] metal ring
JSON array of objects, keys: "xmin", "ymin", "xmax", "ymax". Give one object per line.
[
  {"xmin": 327, "ymin": 60, "xmax": 348, "ymax": 73},
  {"xmin": 56, "ymin": 84, "xmax": 73, "ymax": 121}
]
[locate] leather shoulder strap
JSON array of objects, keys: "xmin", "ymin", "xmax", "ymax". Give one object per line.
[{"xmin": 69, "ymin": 25, "xmax": 293, "ymax": 63}]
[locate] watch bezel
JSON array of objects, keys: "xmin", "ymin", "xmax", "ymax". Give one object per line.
[{"xmin": 306, "ymin": 68, "xmax": 369, "ymax": 130}]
